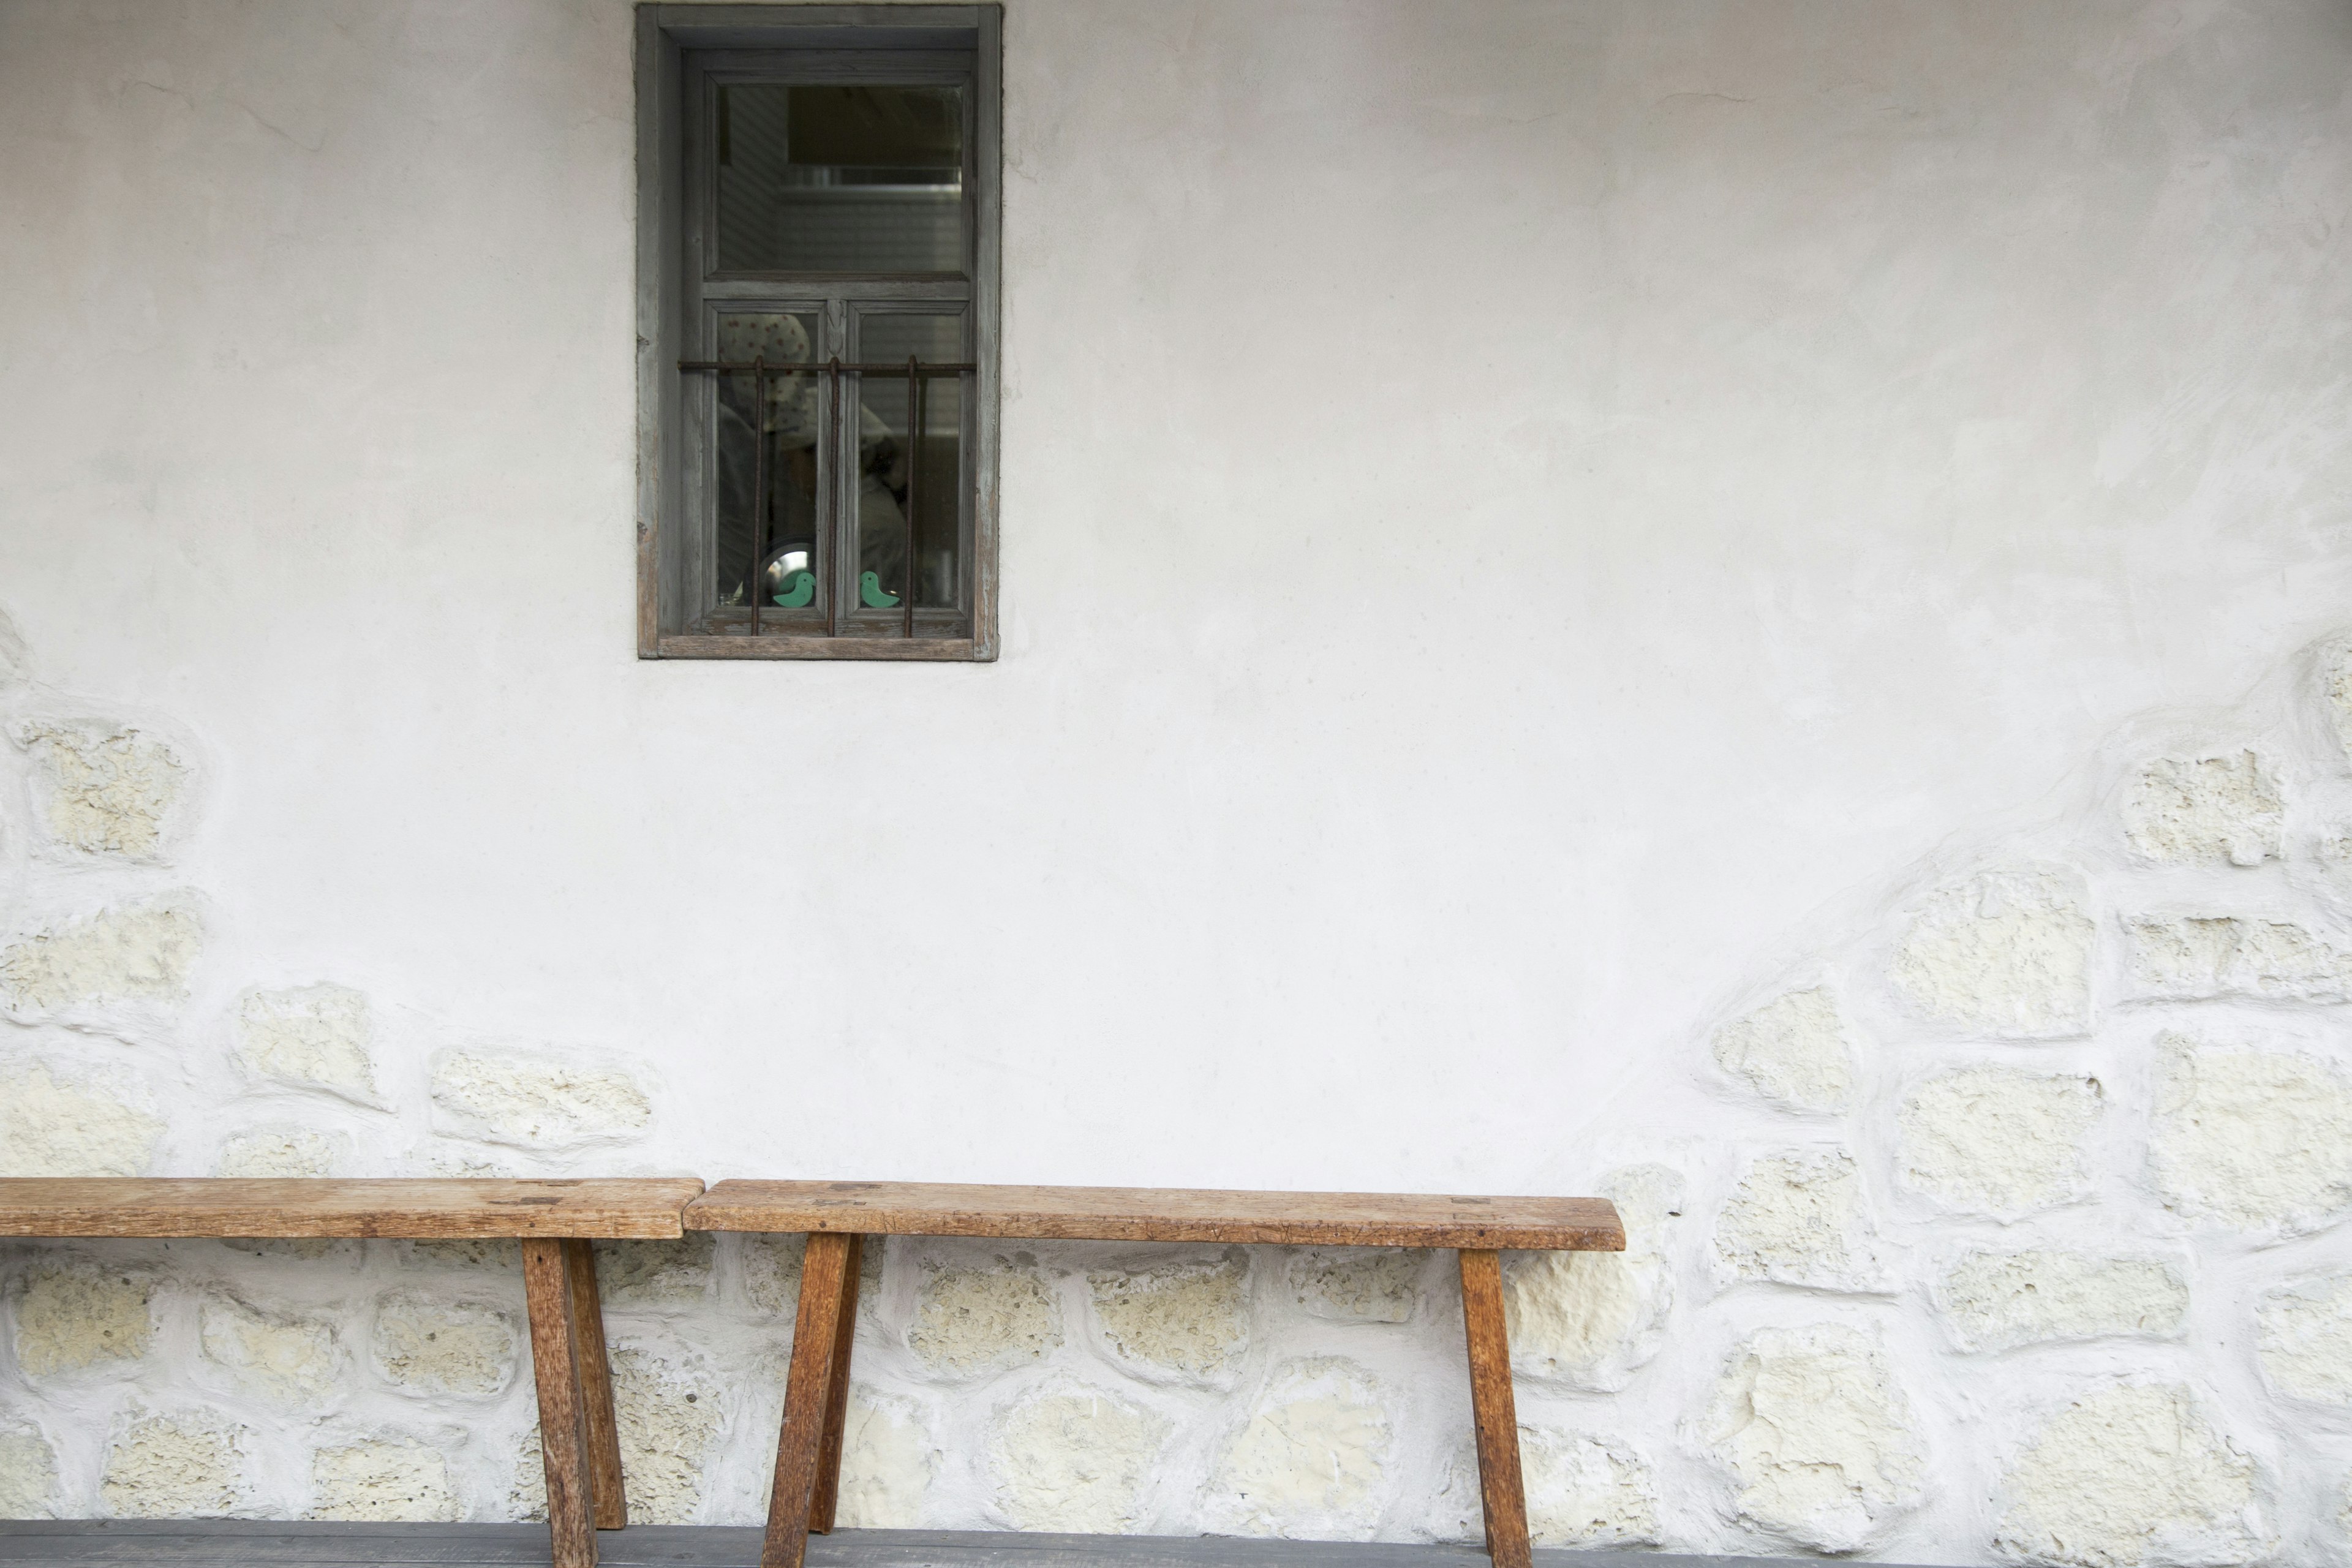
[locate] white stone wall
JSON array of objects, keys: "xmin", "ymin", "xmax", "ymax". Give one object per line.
[{"xmin": 6, "ymin": 2, "xmax": 2352, "ymax": 1563}]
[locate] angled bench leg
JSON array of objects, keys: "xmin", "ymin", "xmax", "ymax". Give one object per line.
[
  {"xmin": 522, "ymin": 1237, "xmax": 599, "ymax": 1568},
  {"xmin": 1458, "ymin": 1248, "xmax": 1532, "ymax": 1568},
  {"xmin": 562, "ymin": 1238, "xmax": 628, "ymax": 1531},
  {"xmin": 762, "ymin": 1231, "xmax": 860, "ymax": 1568}
]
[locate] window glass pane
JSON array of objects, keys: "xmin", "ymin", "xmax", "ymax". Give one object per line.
[
  {"xmin": 854, "ymin": 313, "xmax": 965, "ymax": 614},
  {"xmin": 716, "ymin": 85, "xmax": 965, "ymax": 274},
  {"xmin": 712, "ymin": 311, "xmax": 825, "ymax": 614}
]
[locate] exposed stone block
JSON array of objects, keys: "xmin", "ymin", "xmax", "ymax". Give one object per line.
[
  {"xmin": 0, "ymin": 1062, "xmax": 162, "ymax": 1175},
  {"xmin": 235, "ymin": 986, "xmax": 376, "ymax": 1104},
  {"xmin": 739, "ymin": 1232, "xmax": 807, "ymax": 1315},
  {"xmin": 1712, "ymin": 1151, "xmax": 1889, "ymax": 1291},
  {"xmin": 1702, "ymin": 1324, "xmax": 1923, "ymax": 1553},
  {"xmin": 908, "ymin": 1265, "xmax": 1061, "ymax": 1378},
  {"xmin": 1088, "ymin": 1257, "xmax": 1249, "ymax": 1381},
  {"xmin": 100, "ymin": 1415, "xmax": 250, "ymax": 1518},
  {"xmin": 989, "ymin": 1383, "xmax": 1170, "ymax": 1532},
  {"xmin": 837, "ymin": 1391, "xmax": 935, "ymax": 1529},
  {"xmin": 2122, "ymin": 751, "xmax": 2284, "ymax": 867},
  {"xmin": 1994, "ymin": 1382, "xmax": 2267, "ymax": 1568},
  {"xmin": 12, "ymin": 722, "xmax": 189, "ymax": 858},
  {"xmin": 396, "ymin": 1237, "xmax": 521, "ymax": 1273},
  {"xmin": 199, "ymin": 1295, "xmax": 341, "ymax": 1404},
  {"xmin": 1888, "ymin": 868, "xmax": 2094, "ymax": 1037},
  {"xmin": 1896, "ymin": 1066, "xmax": 2100, "ymax": 1216},
  {"xmin": 430, "ymin": 1050, "xmax": 651, "ymax": 1150},
  {"xmin": 309, "ymin": 1437, "xmax": 458, "ymax": 1521},
  {"xmin": 609, "ymin": 1346, "xmax": 722, "ymax": 1524},
  {"xmin": 216, "ymin": 1126, "xmax": 344, "ymax": 1178},
  {"xmin": 0, "ymin": 900, "xmax": 201, "ymax": 1014},
  {"xmin": 2127, "ymin": 914, "xmax": 2352, "ymax": 1001},
  {"xmin": 12, "ymin": 1264, "xmax": 153, "ymax": 1375},
  {"xmin": 1524, "ymin": 1430, "xmax": 1659, "ymax": 1548},
  {"xmin": 1936, "ymin": 1250, "xmax": 2187, "ymax": 1352},
  {"xmin": 1287, "ymin": 1248, "xmax": 1425, "ymax": 1324},
  {"xmin": 1205, "ymin": 1359, "xmax": 1390, "ymax": 1540},
  {"xmin": 594, "ymin": 1235, "xmax": 715, "ymax": 1306},
  {"xmin": 1507, "ymin": 1164, "xmax": 1682, "ymax": 1389},
  {"xmin": 2321, "ymin": 638, "xmax": 2352, "ymax": 767},
  {"xmin": 371, "ymin": 1292, "xmax": 518, "ymax": 1397},
  {"xmin": 2149, "ymin": 1034, "xmax": 2352, "ymax": 1234},
  {"xmin": 0, "ymin": 1425, "xmax": 57, "ymax": 1518},
  {"xmin": 2256, "ymin": 1272, "xmax": 2352, "ymax": 1404},
  {"xmin": 1712, "ymin": 986, "xmax": 1855, "ymax": 1112}
]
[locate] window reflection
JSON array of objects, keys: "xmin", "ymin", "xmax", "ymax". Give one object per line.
[{"xmin": 716, "ymin": 85, "xmax": 965, "ymax": 274}]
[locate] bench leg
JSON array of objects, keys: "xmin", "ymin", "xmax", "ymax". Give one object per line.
[
  {"xmin": 562, "ymin": 1238, "xmax": 628, "ymax": 1531},
  {"xmin": 761, "ymin": 1231, "xmax": 858, "ymax": 1568},
  {"xmin": 809, "ymin": 1234, "xmax": 862, "ymax": 1534},
  {"xmin": 522, "ymin": 1237, "xmax": 598, "ymax": 1568},
  {"xmin": 1458, "ymin": 1248, "xmax": 1532, "ymax": 1568}
]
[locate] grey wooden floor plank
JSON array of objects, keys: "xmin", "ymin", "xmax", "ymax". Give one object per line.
[{"xmin": 0, "ymin": 1521, "xmax": 1918, "ymax": 1568}]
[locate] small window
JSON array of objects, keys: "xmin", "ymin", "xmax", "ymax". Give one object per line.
[{"xmin": 636, "ymin": 7, "xmax": 1001, "ymax": 660}]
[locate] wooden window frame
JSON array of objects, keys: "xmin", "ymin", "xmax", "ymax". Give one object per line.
[{"xmin": 635, "ymin": 4, "xmax": 1003, "ymax": 662}]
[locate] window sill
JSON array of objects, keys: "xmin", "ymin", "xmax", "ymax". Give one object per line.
[{"xmin": 650, "ymin": 635, "xmax": 994, "ymax": 662}]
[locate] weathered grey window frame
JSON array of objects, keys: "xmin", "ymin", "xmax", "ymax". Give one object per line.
[{"xmin": 635, "ymin": 4, "xmax": 1002, "ymax": 662}]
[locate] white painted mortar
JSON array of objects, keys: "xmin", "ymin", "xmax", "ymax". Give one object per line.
[{"xmin": 3, "ymin": 1, "xmax": 2352, "ymax": 1561}]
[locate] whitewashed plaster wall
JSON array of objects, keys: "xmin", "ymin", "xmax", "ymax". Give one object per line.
[{"xmin": 2, "ymin": 1, "xmax": 2351, "ymax": 1562}]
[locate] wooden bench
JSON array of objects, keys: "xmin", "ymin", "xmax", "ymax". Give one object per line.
[
  {"xmin": 0, "ymin": 1177, "xmax": 706, "ymax": 1568},
  {"xmin": 684, "ymin": 1181, "xmax": 1625, "ymax": 1568}
]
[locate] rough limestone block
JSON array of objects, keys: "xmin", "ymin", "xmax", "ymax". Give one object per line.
[
  {"xmin": 1712, "ymin": 987, "xmax": 1855, "ymax": 1112},
  {"xmin": 1507, "ymin": 1164, "xmax": 1682, "ymax": 1390},
  {"xmin": 2321, "ymin": 638, "xmax": 2352, "ymax": 767},
  {"xmin": 1935, "ymin": 1250, "xmax": 2188, "ymax": 1352},
  {"xmin": 216, "ymin": 1126, "xmax": 344, "ymax": 1178},
  {"xmin": 507, "ymin": 1427, "xmax": 548, "ymax": 1523},
  {"xmin": 12, "ymin": 722, "xmax": 189, "ymax": 858},
  {"xmin": 1702, "ymin": 1324, "xmax": 1923, "ymax": 1554},
  {"xmin": 234, "ymin": 986, "xmax": 376, "ymax": 1104},
  {"xmin": 739, "ymin": 1232, "xmax": 807, "ymax": 1315},
  {"xmin": 396, "ymin": 1237, "xmax": 521, "ymax": 1274},
  {"xmin": 908, "ymin": 1265, "xmax": 1061, "ymax": 1378},
  {"xmin": 2256, "ymin": 1273, "xmax": 2352, "ymax": 1404},
  {"xmin": 1088, "ymin": 1257, "xmax": 1249, "ymax": 1381},
  {"xmin": 1287, "ymin": 1248, "xmax": 1425, "ymax": 1324},
  {"xmin": 2122, "ymin": 751, "xmax": 2285, "ymax": 867},
  {"xmin": 594, "ymin": 1234, "xmax": 716, "ymax": 1306},
  {"xmin": 12, "ymin": 1265, "xmax": 154, "ymax": 1375},
  {"xmin": 989, "ymin": 1383, "xmax": 1171, "ymax": 1532},
  {"xmin": 1205, "ymin": 1359, "xmax": 1390, "ymax": 1540},
  {"xmin": 1896, "ymin": 1066, "xmax": 2100, "ymax": 1216},
  {"xmin": 0, "ymin": 1062, "xmax": 162, "ymax": 1175},
  {"xmin": 371, "ymin": 1292, "xmax": 518, "ymax": 1397},
  {"xmin": 1994, "ymin": 1382, "xmax": 2267, "ymax": 1568},
  {"xmin": 2149, "ymin": 1034, "xmax": 2352, "ymax": 1234},
  {"xmin": 837, "ymin": 1391, "xmax": 936, "ymax": 1529},
  {"xmin": 0, "ymin": 1425, "xmax": 58, "ymax": 1518},
  {"xmin": 1712, "ymin": 1152, "xmax": 1890, "ymax": 1292},
  {"xmin": 100, "ymin": 1415, "xmax": 251, "ymax": 1518},
  {"xmin": 199, "ymin": 1295, "xmax": 342, "ymax": 1405},
  {"xmin": 309, "ymin": 1437, "xmax": 459, "ymax": 1521},
  {"xmin": 609, "ymin": 1346, "xmax": 722, "ymax": 1524},
  {"xmin": 430, "ymin": 1050, "xmax": 651, "ymax": 1150},
  {"xmin": 0, "ymin": 900, "xmax": 202, "ymax": 1014},
  {"xmin": 2127, "ymin": 914, "xmax": 2352, "ymax": 1001},
  {"xmin": 1524, "ymin": 1431, "xmax": 1659, "ymax": 1548},
  {"xmin": 1888, "ymin": 869, "xmax": 2094, "ymax": 1037}
]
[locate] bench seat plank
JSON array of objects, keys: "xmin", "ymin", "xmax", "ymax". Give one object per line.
[
  {"xmin": 687, "ymin": 1180, "xmax": 1623, "ymax": 1251},
  {"xmin": 0, "ymin": 1178, "xmax": 706, "ymax": 1239}
]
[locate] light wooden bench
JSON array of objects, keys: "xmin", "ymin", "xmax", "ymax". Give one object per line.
[
  {"xmin": 684, "ymin": 1181, "xmax": 1625, "ymax": 1568},
  {"xmin": 0, "ymin": 1176, "xmax": 706, "ymax": 1568}
]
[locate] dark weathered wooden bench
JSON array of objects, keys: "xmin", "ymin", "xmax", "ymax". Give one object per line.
[
  {"xmin": 0, "ymin": 1177, "xmax": 707, "ymax": 1568},
  {"xmin": 684, "ymin": 1181, "xmax": 1625, "ymax": 1568}
]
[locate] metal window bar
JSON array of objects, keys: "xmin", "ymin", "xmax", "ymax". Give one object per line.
[{"xmin": 678, "ymin": 355, "xmax": 977, "ymax": 639}]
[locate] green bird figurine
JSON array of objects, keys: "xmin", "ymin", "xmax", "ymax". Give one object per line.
[
  {"xmin": 859, "ymin": 570, "xmax": 900, "ymax": 609},
  {"xmin": 771, "ymin": 570, "xmax": 815, "ymax": 608}
]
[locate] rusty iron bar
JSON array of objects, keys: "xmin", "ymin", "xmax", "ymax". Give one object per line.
[
  {"xmin": 903, "ymin": 354, "xmax": 919, "ymax": 641},
  {"xmin": 824, "ymin": 356, "xmax": 842, "ymax": 639},
  {"xmin": 679, "ymin": 360, "xmax": 976, "ymax": 374},
  {"xmin": 750, "ymin": 355, "xmax": 766, "ymax": 639}
]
